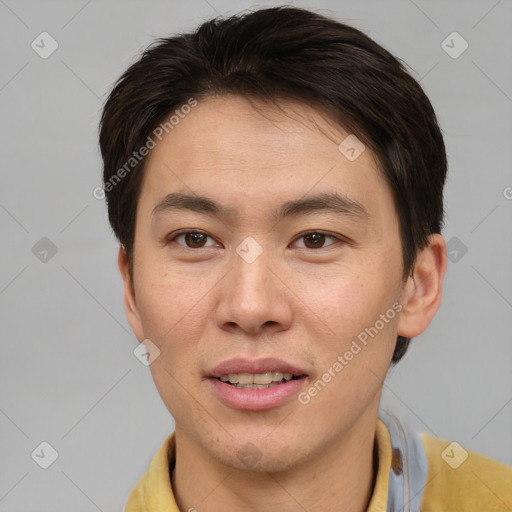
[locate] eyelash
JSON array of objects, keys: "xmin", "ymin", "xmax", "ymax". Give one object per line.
[{"xmin": 166, "ymin": 230, "xmax": 347, "ymax": 250}]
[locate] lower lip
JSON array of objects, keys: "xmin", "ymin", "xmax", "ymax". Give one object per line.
[{"xmin": 209, "ymin": 377, "xmax": 307, "ymax": 411}]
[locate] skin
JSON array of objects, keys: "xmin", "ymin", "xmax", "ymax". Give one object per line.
[{"xmin": 119, "ymin": 94, "xmax": 447, "ymax": 512}]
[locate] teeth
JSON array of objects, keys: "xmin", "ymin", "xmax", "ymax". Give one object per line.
[
  {"xmin": 253, "ymin": 372, "xmax": 273, "ymax": 385},
  {"xmin": 238, "ymin": 373, "xmax": 254, "ymax": 385},
  {"xmin": 233, "ymin": 382, "xmax": 282, "ymax": 389},
  {"xmin": 218, "ymin": 371, "xmax": 296, "ymax": 386},
  {"xmin": 272, "ymin": 371, "xmax": 283, "ymax": 382}
]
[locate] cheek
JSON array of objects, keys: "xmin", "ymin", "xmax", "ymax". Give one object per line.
[
  {"xmin": 133, "ymin": 260, "xmax": 218, "ymax": 385},
  {"xmin": 308, "ymin": 265, "xmax": 397, "ymax": 337},
  {"xmin": 134, "ymin": 248, "xmax": 208, "ymax": 337},
  {"xmin": 135, "ymin": 265, "xmax": 209, "ymax": 408},
  {"xmin": 304, "ymin": 252, "xmax": 402, "ymax": 374},
  {"xmin": 299, "ymin": 270, "xmax": 399, "ymax": 418}
]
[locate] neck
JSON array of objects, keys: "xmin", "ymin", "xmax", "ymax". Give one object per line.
[{"xmin": 171, "ymin": 416, "xmax": 379, "ymax": 512}]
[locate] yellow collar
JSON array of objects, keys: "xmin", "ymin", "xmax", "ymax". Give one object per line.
[{"xmin": 127, "ymin": 418, "xmax": 392, "ymax": 511}]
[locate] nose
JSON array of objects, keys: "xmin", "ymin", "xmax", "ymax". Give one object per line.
[{"xmin": 214, "ymin": 246, "xmax": 293, "ymax": 336}]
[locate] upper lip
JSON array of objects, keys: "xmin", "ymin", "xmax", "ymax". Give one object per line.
[{"xmin": 208, "ymin": 357, "xmax": 308, "ymax": 378}]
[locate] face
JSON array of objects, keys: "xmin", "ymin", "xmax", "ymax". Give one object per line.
[{"xmin": 121, "ymin": 94, "xmax": 422, "ymax": 472}]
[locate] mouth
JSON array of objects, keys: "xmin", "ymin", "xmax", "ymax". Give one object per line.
[
  {"xmin": 216, "ymin": 371, "xmax": 306, "ymax": 389},
  {"xmin": 207, "ymin": 358, "xmax": 309, "ymax": 411}
]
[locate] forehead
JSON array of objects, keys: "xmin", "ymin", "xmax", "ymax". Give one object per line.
[{"xmin": 140, "ymin": 94, "xmax": 395, "ymax": 227}]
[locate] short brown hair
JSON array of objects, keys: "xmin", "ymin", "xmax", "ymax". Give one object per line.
[{"xmin": 99, "ymin": 6, "xmax": 447, "ymax": 364}]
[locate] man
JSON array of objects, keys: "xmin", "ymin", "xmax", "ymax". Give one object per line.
[{"xmin": 99, "ymin": 6, "xmax": 512, "ymax": 511}]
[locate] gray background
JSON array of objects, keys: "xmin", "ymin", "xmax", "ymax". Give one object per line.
[{"xmin": 1, "ymin": 0, "xmax": 511, "ymax": 510}]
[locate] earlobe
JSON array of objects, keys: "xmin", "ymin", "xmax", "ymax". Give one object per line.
[
  {"xmin": 397, "ymin": 234, "xmax": 447, "ymax": 339},
  {"xmin": 118, "ymin": 246, "xmax": 145, "ymax": 342}
]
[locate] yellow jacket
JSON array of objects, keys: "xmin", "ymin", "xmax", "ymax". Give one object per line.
[{"xmin": 125, "ymin": 415, "xmax": 512, "ymax": 511}]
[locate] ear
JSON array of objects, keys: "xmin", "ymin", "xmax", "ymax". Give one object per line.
[
  {"xmin": 118, "ymin": 245, "xmax": 145, "ymax": 342},
  {"xmin": 397, "ymin": 234, "xmax": 447, "ymax": 338}
]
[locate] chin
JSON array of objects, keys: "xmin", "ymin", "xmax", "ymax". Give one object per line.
[{"xmin": 212, "ymin": 436, "xmax": 310, "ymax": 474}]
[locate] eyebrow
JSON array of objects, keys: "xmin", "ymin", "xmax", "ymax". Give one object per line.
[{"xmin": 151, "ymin": 191, "xmax": 369, "ymax": 222}]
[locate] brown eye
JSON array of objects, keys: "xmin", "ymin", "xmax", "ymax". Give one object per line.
[
  {"xmin": 303, "ymin": 233, "xmax": 326, "ymax": 248},
  {"xmin": 184, "ymin": 232, "xmax": 207, "ymax": 248},
  {"xmin": 170, "ymin": 231, "xmax": 217, "ymax": 249},
  {"xmin": 294, "ymin": 231, "xmax": 339, "ymax": 249}
]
